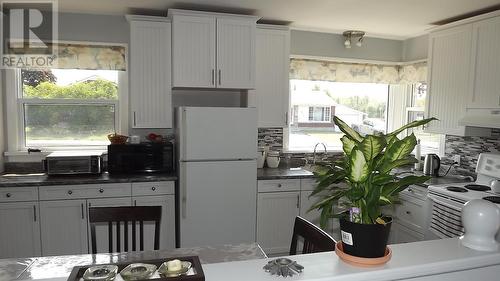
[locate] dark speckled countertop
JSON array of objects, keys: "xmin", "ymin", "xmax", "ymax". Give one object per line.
[
  {"xmin": 257, "ymin": 167, "xmax": 314, "ymax": 180},
  {"xmin": 0, "ymin": 172, "xmax": 177, "ymax": 187},
  {"xmin": 257, "ymin": 166, "xmax": 473, "ymax": 187}
]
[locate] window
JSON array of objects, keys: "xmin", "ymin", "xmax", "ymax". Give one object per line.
[
  {"xmin": 17, "ymin": 68, "xmax": 120, "ymax": 148},
  {"xmin": 288, "ymin": 80, "xmax": 389, "ymax": 151},
  {"xmin": 405, "ymin": 83, "xmax": 443, "ymax": 155},
  {"xmin": 308, "ymin": 107, "xmax": 331, "ymax": 122}
]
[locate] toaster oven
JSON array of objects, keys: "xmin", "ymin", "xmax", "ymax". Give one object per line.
[{"xmin": 44, "ymin": 151, "xmax": 103, "ymax": 175}]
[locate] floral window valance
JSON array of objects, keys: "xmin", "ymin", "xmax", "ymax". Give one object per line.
[
  {"xmin": 7, "ymin": 42, "xmax": 127, "ymax": 71},
  {"xmin": 290, "ymin": 58, "xmax": 426, "ymax": 84}
]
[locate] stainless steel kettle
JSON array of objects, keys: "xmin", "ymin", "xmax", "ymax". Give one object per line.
[{"xmin": 423, "ymin": 154, "xmax": 440, "ymax": 176}]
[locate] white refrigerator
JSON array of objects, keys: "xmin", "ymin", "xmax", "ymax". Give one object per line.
[{"xmin": 176, "ymin": 107, "xmax": 257, "ymax": 247}]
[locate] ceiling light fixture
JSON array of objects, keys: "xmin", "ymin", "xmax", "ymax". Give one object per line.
[{"xmin": 343, "ymin": 30, "xmax": 365, "ymax": 48}]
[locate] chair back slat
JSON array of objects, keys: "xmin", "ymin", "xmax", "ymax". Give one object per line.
[
  {"xmin": 289, "ymin": 216, "xmax": 337, "ymax": 255},
  {"xmin": 89, "ymin": 206, "xmax": 162, "ymax": 254}
]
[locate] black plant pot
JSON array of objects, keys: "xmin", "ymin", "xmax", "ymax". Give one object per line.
[{"xmin": 339, "ymin": 217, "xmax": 392, "ymax": 258}]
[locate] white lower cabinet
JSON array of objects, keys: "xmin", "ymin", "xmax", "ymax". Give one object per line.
[
  {"xmin": 390, "ymin": 222, "xmax": 425, "ymax": 244},
  {"xmin": 299, "ymin": 179, "xmax": 340, "ymax": 241},
  {"xmin": 40, "ymin": 199, "xmax": 88, "ymax": 256},
  {"xmin": 0, "ymin": 202, "xmax": 41, "ymax": 258},
  {"xmin": 134, "ymin": 195, "xmax": 176, "ymax": 250},
  {"xmin": 256, "ymin": 191, "xmax": 300, "ymax": 255}
]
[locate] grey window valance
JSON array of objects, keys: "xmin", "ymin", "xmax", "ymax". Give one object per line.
[{"xmin": 290, "ymin": 58, "xmax": 426, "ymax": 84}]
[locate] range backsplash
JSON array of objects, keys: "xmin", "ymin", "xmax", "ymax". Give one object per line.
[
  {"xmin": 443, "ymin": 129, "xmax": 500, "ymax": 176},
  {"xmin": 258, "ymin": 128, "xmax": 500, "ymax": 176}
]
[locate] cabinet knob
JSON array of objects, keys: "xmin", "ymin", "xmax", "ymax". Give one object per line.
[
  {"xmin": 406, "ymin": 211, "xmax": 411, "ymax": 215},
  {"xmin": 67, "ymin": 190, "xmax": 73, "ymax": 195},
  {"xmin": 5, "ymin": 193, "xmax": 11, "ymax": 198},
  {"xmin": 277, "ymin": 184, "xmax": 282, "ymax": 188},
  {"xmin": 99, "ymin": 188, "xmax": 104, "ymax": 193},
  {"xmin": 151, "ymin": 186, "xmax": 156, "ymax": 191}
]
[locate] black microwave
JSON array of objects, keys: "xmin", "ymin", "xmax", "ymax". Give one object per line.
[{"xmin": 107, "ymin": 143, "xmax": 174, "ymax": 174}]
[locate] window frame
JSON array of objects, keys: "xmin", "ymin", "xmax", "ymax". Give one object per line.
[{"xmin": 4, "ymin": 68, "xmax": 128, "ymax": 153}]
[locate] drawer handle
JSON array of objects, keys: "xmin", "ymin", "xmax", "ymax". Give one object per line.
[
  {"xmin": 99, "ymin": 188, "xmax": 104, "ymax": 193},
  {"xmin": 151, "ymin": 186, "xmax": 156, "ymax": 191},
  {"xmin": 67, "ymin": 190, "xmax": 73, "ymax": 195},
  {"xmin": 277, "ymin": 184, "xmax": 282, "ymax": 188},
  {"xmin": 5, "ymin": 193, "xmax": 11, "ymax": 198}
]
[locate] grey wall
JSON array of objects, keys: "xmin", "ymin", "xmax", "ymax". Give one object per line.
[
  {"xmin": 402, "ymin": 34, "xmax": 428, "ymax": 61},
  {"xmin": 0, "ymin": 72, "xmax": 4, "ymax": 172},
  {"xmin": 290, "ymin": 30, "xmax": 404, "ymax": 62}
]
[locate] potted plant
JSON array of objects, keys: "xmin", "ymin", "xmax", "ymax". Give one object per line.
[{"xmin": 310, "ymin": 116, "xmax": 436, "ymax": 259}]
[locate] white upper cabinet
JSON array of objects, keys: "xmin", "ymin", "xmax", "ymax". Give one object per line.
[
  {"xmin": 169, "ymin": 9, "xmax": 258, "ymax": 89},
  {"xmin": 469, "ymin": 16, "xmax": 500, "ymax": 109},
  {"xmin": 127, "ymin": 16, "xmax": 172, "ymax": 128},
  {"xmin": 171, "ymin": 14, "xmax": 216, "ymax": 88},
  {"xmin": 248, "ymin": 25, "xmax": 290, "ymax": 128},
  {"xmin": 216, "ymin": 17, "xmax": 256, "ymax": 89},
  {"xmin": 426, "ymin": 24, "xmax": 472, "ymax": 135}
]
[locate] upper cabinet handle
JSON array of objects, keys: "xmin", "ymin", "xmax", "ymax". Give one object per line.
[
  {"xmin": 218, "ymin": 69, "xmax": 221, "ymax": 85},
  {"xmin": 212, "ymin": 69, "xmax": 215, "ymax": 85}
]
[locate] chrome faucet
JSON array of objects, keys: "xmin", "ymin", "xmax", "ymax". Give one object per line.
[{"xmin": 313, "ymin": 143, "xmax": 327, "ymax": 164}]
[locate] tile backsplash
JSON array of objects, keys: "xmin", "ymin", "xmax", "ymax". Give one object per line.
[
  {"xmin": 258, "ymin": 128, "xmax": 284, "ymax": 152},
  {"xmin": 443, "ymin": 129, "xmax": 500, "ymax": 175}
]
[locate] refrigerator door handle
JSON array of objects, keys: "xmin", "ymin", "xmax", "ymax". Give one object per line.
[{"xmin": 181, "ymin": 178, "xmax": 187, "ymax": 218}]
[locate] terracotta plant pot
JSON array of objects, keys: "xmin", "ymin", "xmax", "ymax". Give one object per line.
[{"xmin": 339, "ymin": 217, "xmax": 392, "ymax": 258}]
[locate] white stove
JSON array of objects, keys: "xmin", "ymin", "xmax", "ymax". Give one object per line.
[{"xmin": 426, "ymin": 153, "xmax": 500, "ymax": 240}]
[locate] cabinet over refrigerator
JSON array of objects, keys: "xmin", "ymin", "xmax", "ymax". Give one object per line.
[{"xmin": 175, "ymin": 107, "xmax": 257, "ymax": 247}]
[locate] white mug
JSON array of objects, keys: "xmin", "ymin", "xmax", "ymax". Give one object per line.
[{"xmin": 130, "ymin": 135, "xmax": 141, "ymax": 144}]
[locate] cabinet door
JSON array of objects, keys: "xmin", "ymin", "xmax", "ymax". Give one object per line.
[
  {"xmin": 133, "ymin": 195, "xmax": 175, "ymax": 250},
  {"xmin": 426, "ymin": 24, "xmax": 472, "ymax": 135},
  {"xmin": 299, "ymin": 190, "xmax": 340, "ymax": 241},
  {"xmin": 130, "ymin": 20, "xmax": 172, "ymax": 128},
  {"xmin": 216, "ymin": 17, "xmax": 255, "ymax": 89},
  {"xmin": 469, "ymin": 16, "xmax": 500, "ymax": 108},
  {"xmin": 390, "ymin": 222, "xmax": 424, "ymax": 244},
  {"xmin": 40, "ymin": 200, "xmax": 88, "ymax": 256},
  {"xmin": 257, "ymin": 191, "xmax": 300, "ymax": 255},
  {"xmin": 172, "ymin": 15, "xmax": 216, "ymax": 88},
  {"xmin": 87, "ymin": 197, "xmax": 132, "ymax": 254},
  {"xmin": 0, "ymin": 202, "xmax": 41, "ymax": 258},
  {"xmin": 248, "ymin": 27, "xmax": 290, "ymax": 127}
]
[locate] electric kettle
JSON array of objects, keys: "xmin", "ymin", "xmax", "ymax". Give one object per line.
[{"xmin": 423, "ymin": 154, "xmax": 441, "ymax": 176}]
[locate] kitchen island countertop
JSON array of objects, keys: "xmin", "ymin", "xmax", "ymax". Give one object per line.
[{"xmin": 0, "ymin": 172, "xmax": 177, "ymax": 187}]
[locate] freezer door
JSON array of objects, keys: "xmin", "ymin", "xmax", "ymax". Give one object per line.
[
  {"xmin": 178, "ymin": 107, "xmax": 257, "ymax": 161},
  {"xmin": 179, "ymin": 160, "xmax": 257, "ymax": 247}
]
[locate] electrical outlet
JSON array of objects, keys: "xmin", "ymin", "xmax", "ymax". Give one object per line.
[{"xmin": 453, "ymin": 155, "xmax": 461, "ymax": 166}]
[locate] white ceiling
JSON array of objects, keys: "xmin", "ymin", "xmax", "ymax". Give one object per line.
[{"xmin": 55, "ymin": 0, "xmax": 500, "ymax": 39}]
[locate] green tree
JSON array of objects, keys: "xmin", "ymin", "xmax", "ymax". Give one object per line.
[
  {"xmin": 21, "ymin": 69, "xmax": 57, "ymax": 87},
  {"xmin": 23, "ymin": 79, "xmax": 118, "ymax": 100}
]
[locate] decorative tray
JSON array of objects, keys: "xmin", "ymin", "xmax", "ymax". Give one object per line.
[{"xmin": 67, "ymin": 256, "xmax": 204, "ymax": 281}]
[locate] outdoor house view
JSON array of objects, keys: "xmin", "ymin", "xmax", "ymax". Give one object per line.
[
  {"xmin": 0, "ymin": 1, "xmax": 499, "ymax": 281},
  {"xmin": 20, "ymin": 69, "xmax": 119, "ymax": 147},
  {"xmin": 289, "ymin": 80, "xmax": 388, "ymax": 151}
]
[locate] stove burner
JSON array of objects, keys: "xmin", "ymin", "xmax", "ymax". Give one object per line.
[
  {"xmin": 483, "ymin": 196, "xmax": 500, "ymax": 204},
  {"xmin": 465, "ymin": 184, "xmax": 491, "ymax": 191},
  {"xmin": 446, "ymin": 186, "xmax": 468, "ymax": 192}
]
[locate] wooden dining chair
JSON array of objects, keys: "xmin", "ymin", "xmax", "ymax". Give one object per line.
[
  {"xmin": 289, "ymin": 216, "xmax": 337, "ymax": 255},
  {"xmin": 88, "ymin": 206, "xmax": 162, "ymax": 254}
]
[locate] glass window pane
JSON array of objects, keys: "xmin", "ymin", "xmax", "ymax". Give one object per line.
[
  {"xmin": 24, "ymin": 104, "xmax": 115, "ymax": 147},
  {"xmin": 289, "ymin": 80, "xmax": 388, "ymax": 151},
  {"xmin": 21, "ymin": 69, "xmax": 118, "ymax": 100},
  {"xmin": 407, "ymin": 111, "xmax": 440, "ymax": 155}
]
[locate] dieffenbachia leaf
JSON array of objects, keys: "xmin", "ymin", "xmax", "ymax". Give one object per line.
[
  {"xmin": 341, "ymin": 135, "xmax": 357, "ymax": 155},
  {"xmin": 334, "ymin": 116, "xmax": 363, "ymax": 143},
  {"xmin": 358, "ymin": 135, "xmax": 386, "ymax": 162},
  {"xmin": 381, "ymin": 175, "xmax": 430, "ymax": 197},
  {"xmin": 348, "ymin": 148, "xmax": 370, "ymax": 183},
  {"xmin": 384, "ymin": 133, "xmax": 417, "ymax": 163},
  {"xmin": 387, "ymin": 117, "xmax": 438, "ymax": 137}
]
